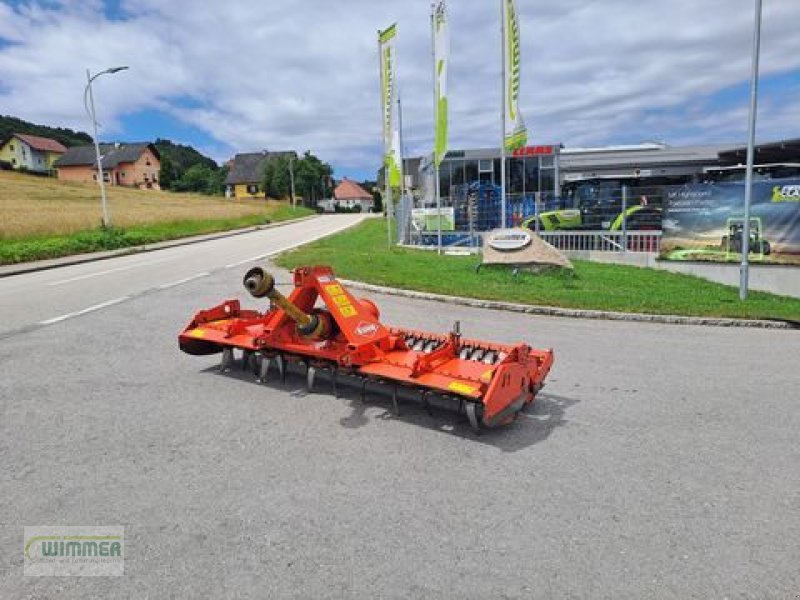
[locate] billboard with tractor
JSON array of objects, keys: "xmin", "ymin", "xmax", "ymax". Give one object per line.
[{"xmin": 660, "ymin": 179, "xmax": 800, "ymax": 266}]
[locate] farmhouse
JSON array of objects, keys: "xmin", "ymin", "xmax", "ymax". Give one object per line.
[
  {"xmin": 333, "ymin": 178, "xmax": 374, "ymax": 212},
  {"xmin": 55, "ymin": 142, "xmax": 161, "ymax": 189},
  {"xmin": 0, "ymin": 133, "xmax": 66, "ymax": 173},
  {"xmin": 224, "ymin": 150, "xmax": 297, "ymax": 199}
]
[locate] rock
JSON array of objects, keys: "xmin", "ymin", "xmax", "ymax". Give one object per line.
[{"xmin": 481, "ymin": 228, "xmax": 573, "ymax": 270}]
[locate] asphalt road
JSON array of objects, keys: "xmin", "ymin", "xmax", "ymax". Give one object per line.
[{"xmin": 1, "ymin": 216, "xmax": 798, "ymax": 599}]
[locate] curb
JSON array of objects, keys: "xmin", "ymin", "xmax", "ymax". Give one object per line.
[
  {"xmin": 339, "ymin": 279, "xmax": 797, "ymax": 330},
  {"xmin": 0, "ymin": 215, "xmax": 320, "ymax": 278}
]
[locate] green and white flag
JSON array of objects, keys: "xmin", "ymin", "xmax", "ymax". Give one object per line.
[
  {"xmin": 379, "ymin": 23, "xmax": 402, "ymax": 188},
  {"xmin": 433, "ymin": 1, "xmax": 449, "ymax": 167},
  {"xmin": 502, "ymin": 0, "xmax": 527, "ymax": 152}
]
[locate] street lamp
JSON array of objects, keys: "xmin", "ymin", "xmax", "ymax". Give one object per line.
[
  {"xmin": 84, "ymin": 66, "xmax": 129, "ymax": 229},
  {"xmin": 740, "ymin": 0, "xmax": 762, "ymax": 301}
]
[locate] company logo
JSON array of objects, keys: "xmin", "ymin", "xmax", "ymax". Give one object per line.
[
  {"xmin": 772, "ymin": 184, "xmax": 800, "ymax": 202},
  {"xmin": 24, "ymin": 526, "xmax": 124, "ymax": 576},
  {"xmin": 355, "ymin": 322, "xmax": 378, "ymax": 337},
  {"xmin": 488, "ymin": 229, "xmax": 531, "ymax": 251}
]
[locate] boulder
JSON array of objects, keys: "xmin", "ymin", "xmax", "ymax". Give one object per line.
[{"xmin": 481, "ymin": 228, "xmax": 573, "ymax": 270}]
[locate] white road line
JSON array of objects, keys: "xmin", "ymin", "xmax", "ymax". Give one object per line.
[
  {"xmin": 222, "ymin": 218, "xmax": 363, "ymax": 269},
  {"xmin": 46, "ymin": 256, "xmax": 176, "ymax": 286},
  {"xmin": 157, "ymin": 272, "xmax": 211, "ymax": 290},
  {"xmin": 39, "ymin": 296, "xmax": 130, "ymax": 325}
]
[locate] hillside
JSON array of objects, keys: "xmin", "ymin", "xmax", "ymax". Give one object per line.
[
  {"xmin": 0, "ymin": 170, "xmax": 300, "ymax": 239},
  {"xmin": 0, "ymin": 114, "xmax": 92, "ymax": 147}
]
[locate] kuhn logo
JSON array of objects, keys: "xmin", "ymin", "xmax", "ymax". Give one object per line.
[
  {"xmin": 772, "ymin": 185, "xmax": 800, "ymax": 202},
  {"xmin": 355, "ymin": 322, "xmax": 378, "ymax": 337},
  {"xmin": 488, "ymin": 229, "xmax": 531, "ymax": 251}
]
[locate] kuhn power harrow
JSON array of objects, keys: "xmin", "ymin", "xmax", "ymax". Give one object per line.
[{"xmin": 179, "ymin": 265, "xmax": 554, "ymax": 431}]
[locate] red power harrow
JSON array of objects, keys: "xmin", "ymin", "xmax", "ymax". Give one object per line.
[{"xmin": 179, "ymin": 265, "xmax": 554, "ymax": 431}]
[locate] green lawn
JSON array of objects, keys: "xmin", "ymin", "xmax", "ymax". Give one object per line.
[
  {"xmin": 275, "ymin": 218, "xmax": 800, "ymax": 322},
  {"xmin": 0, "ymin": 207, "xmax": 312, "ymax": 265}
]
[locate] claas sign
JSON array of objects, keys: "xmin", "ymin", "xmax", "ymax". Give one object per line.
[{"xmin": 511, "ymin": 145, "xmax": 556, "ymax": 157}]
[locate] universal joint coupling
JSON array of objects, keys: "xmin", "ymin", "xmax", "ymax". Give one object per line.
[{"xmin": 243, "ymin": 267, "xmax": 329, "ymax": 339}]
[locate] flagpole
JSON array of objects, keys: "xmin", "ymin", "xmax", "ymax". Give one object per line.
[
  {"xmin": 432, "ymin": 4, "xmax": 442, "ymax": 254},
  {"xmin": 500, "ymin": 0, "xmax": 507, "ymax": 230},
  {"xmin": 398, "ymin": 93, "xmax": 407, "ymax": 244},
  {"xmin": 378, "ymin": 30, "xmax": 391, "ymax": 248}
]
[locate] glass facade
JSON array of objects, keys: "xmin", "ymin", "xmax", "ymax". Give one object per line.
[{"xmin": 418, "ymin": 148, "xmax": 561, "ymax": 231}]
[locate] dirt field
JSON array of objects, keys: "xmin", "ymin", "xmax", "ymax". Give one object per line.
[{"xmin": 0, "ymin": 171, "xmax": 281, "ymax": 239}]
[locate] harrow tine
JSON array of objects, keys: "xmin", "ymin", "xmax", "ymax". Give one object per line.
[
  {"xmin": 420, "ymin": 390, "xmax": 433, "ymax": 416},
  {"xmin": 306, "ymin": 365, "xmax": 316, "ymax": 393},
  {"xmin": 392, "ymin": 385, "xmax": 400, "ymax": 416},
  {"xmin": 360, "ymin": 378, "xmax": 368, "ymax": 402},
  {"xmin": 220, "ymin": 347, "xmax": 234, "ymax": 372},
  {"xmin": 242, "ymin": 350, "xmax": 253, "ymax": 370},
  {"xmin": 331, "ymin": 368, "xmax": 339, "ymax": 398},
  {"xmin": 275, "ymin": 354, "xmax": 286, "ymax": 384},
  {"xmin": 465, "ymin": 403, "xmax": 481, "ymax": 434},
  {"xmin": 258, "ymin": 355, "xmax": 271, "ymax": 383}
]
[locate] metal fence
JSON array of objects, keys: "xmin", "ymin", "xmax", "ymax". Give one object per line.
[{"xmin": 539, "ymin": 230, "xmax": 661, "ymax": 253}]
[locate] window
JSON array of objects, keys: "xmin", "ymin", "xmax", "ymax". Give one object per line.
[
  {"xmin": 247, "ymin": 184, "xmax": 259, "ymax": 195},
  {"xmin": 121, "ymin": 172, "xmax": 126, "ymax": 178},
  {"xmin": 145, "ymin": 159, "xmax": 151, "ymax": 166},
  {"xmin": 9, "ymin": 144, "xmax": 14, "ymax": 151},
  {"xmin": 11, "ymin": 158, "xmax": 16, "ymax": 165}
]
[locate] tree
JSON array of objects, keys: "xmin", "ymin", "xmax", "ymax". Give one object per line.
[
  {"xmin": 173, "ymin": 164, "xmax": 215, "ymax": 193},
  {"xmin": 261, "ymin": 155, "xmax": 292, "ymax": 199},
  {"xmin": 159, "ymin": 154, "xmax": 176, "ymax": 190}
]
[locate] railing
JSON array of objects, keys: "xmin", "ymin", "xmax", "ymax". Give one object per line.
[{"xmin": 538, "ymin": 230, "xmax": 661, "ymax": 253}]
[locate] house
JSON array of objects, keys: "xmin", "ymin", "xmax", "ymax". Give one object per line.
[
  {"xmin": 225, "ymin": 150, "xmax": 297, "ymax": 199},
  {"xmin": 333, "ymin": 178, "xmax": 374, "ymax": 212},
  {"xmin": 0, "ymin": 133, "xmax": 67, "ymax": 173},
  {"xmin": 55, "ymin": 143, "xmax": 161, "ymax": 189}
]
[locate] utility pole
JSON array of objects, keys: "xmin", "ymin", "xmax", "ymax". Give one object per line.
[{"xmin": 84, "ymin": 66, "xmax": 128, "ymax": 228}]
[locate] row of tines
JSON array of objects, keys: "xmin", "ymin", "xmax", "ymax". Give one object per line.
[{"xmin": 403, "ymin": 334, "xmax": 501, "ymax": 365}]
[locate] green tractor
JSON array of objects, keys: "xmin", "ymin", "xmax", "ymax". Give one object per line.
[
  {"xmin": 721, "ymin": 217, "xmax": 771, "ymax": 256},
  {"xmin": 522, "ymin": 178, "xmax": 663, "ymax": 232}
]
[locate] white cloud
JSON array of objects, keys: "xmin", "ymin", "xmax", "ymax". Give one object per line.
[{"xmin": 0, "ymin": 0, "xmax": 799, "ymax": 174}]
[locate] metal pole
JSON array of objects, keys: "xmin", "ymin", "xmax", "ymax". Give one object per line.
[
  {"xmin": 499, "ymin": 0, "xmax": 507, "ymax": 230},
  {"xmin": 740, "ymin": 0, "xmax": 762, "ymax": 301},
  {"xmin": 397, "ymin": 93, "xmax": 406, "ymax": 243},
  {"xmin": 621, "ymin": 185, "xmax": 628, "ymax": 253},
  {"xmin": 87, "ymin": 69, "xmax": 110, "ymax": 229},
  {"xmin": 378, "ymin": 31, "xmax": 391, "ymax": 247},
  {"xmin": 535, "ymin": 192, "xmax": 541, "ymax": 235},
  {"xmin": 431, "ymin": 5, "xmax": 442, "ymax": 254},
  {"xmin": 289, "ymin": 155, "xmax": 296, "ymax": 209}
]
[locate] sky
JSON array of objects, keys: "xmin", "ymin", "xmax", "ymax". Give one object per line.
[{"xmin": 1, "ymin": 0, "xmax": 799, "ymax": 180}]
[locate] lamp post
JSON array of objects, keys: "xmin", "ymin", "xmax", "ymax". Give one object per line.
[
  {"xmin": 740, "ymin": 0, "xmax": 762, "ymax": 301},
  {"xmin": 84, "ymin": 66, "xmax": 129, "ymax": 228}
]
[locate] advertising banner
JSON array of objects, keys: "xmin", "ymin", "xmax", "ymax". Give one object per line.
[
  {"xmin": 433, "ymin": 1, "xmax": 449, "ymax": 168},
  {"xmin": 660, "ymin": 179, "xmax": 800, "ymax": 265},
  {"xmin": 502, "ymin": 0, "xmax": 527, "ymax": 152},
  {"xmin": 412, "ymin": 207, "xmax": 455, "ymax": 232},
  {"xmin": 379, "ymin": 23, "xmax": 401, "ymax": 187}
]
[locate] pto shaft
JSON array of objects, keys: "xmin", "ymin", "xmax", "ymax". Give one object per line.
[{"xmin": 243, "ymin": 267, "xmax": 329, "ymax": 339}]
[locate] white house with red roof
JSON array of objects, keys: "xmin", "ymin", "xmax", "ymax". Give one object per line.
[
  {"xmin": 0, "ymin": 133, "xmax": 67, "ymax": 173},
  {"xmin": 333, "ymin": 178, "xmax": 374, "ymax": 212}
]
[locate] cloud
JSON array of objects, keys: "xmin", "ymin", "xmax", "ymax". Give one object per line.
[{"xmin": 0, "ymin": 0, "xmax": 799, "ymax": 174}]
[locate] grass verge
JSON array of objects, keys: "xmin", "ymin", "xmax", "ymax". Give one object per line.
[
  {"xmin": 0, "ymin": 207, "xmax": 312, "ymax": 265},
  {"xmin": 275, "ymin": 218, "xmax": 800, "ymax": 322}
]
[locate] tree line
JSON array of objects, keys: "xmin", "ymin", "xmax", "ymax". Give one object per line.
[{"xmin": 262, "ymin": 152, "xmax": 333, "ymax": 204}]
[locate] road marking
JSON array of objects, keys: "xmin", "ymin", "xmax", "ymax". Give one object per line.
[
  {"xmin": 223, "ymin": 219, "xmax": 364, "ymax": 269},
  {"xmin": 157, "ymin": 272, "xmax": 211, "ymax": 290},
  {"xmin": 39, "ymin": 296, "xmax": 130, "ymax": 325},
  {"xmin": 46, "ymin": 256, "xmax": 175, "ymax": 286}
]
